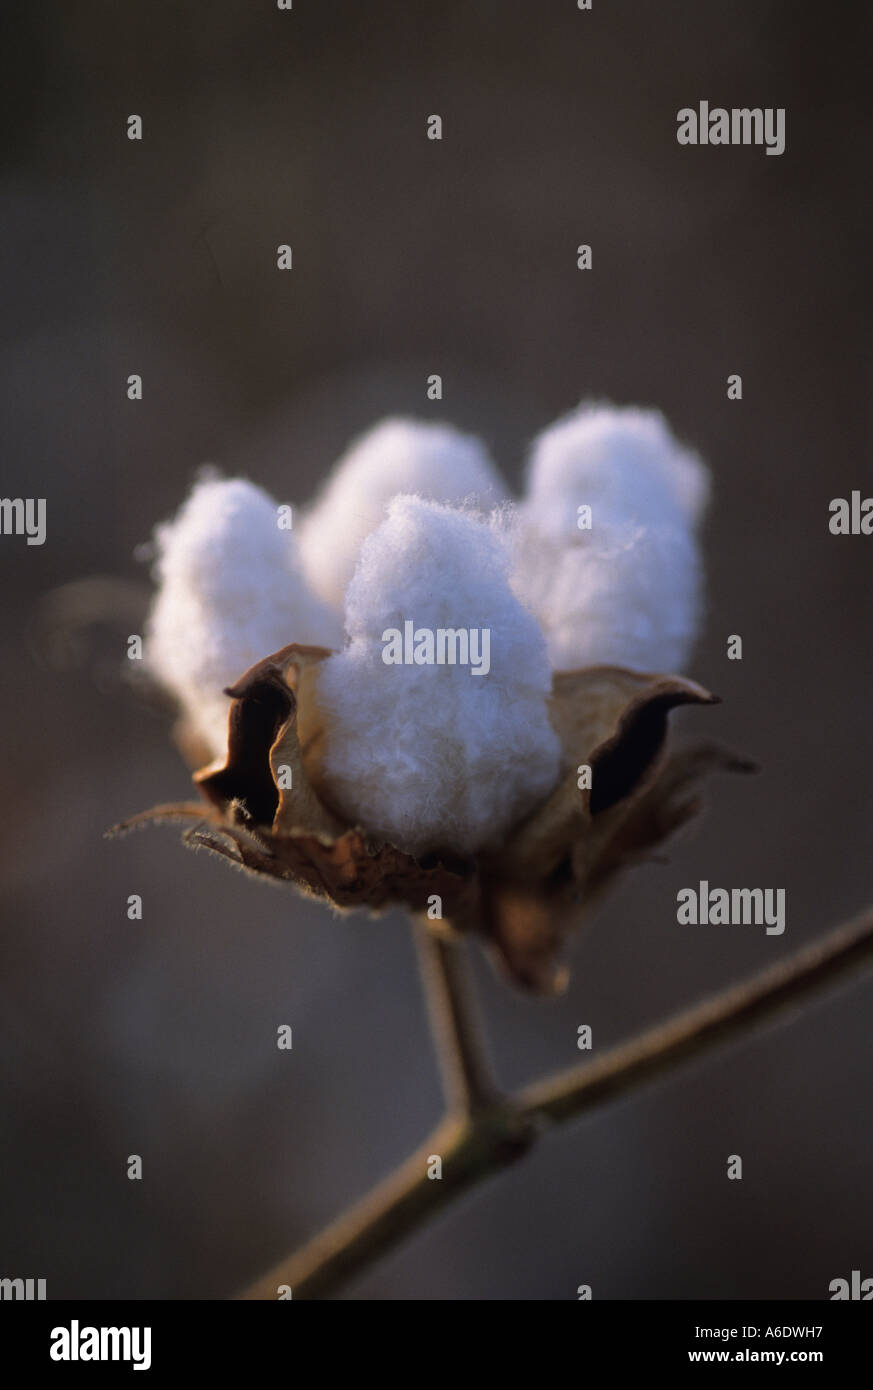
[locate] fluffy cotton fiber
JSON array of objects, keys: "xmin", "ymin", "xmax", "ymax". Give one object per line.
[
  {"xmin": 145, "ymin": 474, "xmax": 343, "ymax": 759},
  {"xmin": 314, "ymin": 495, "xmax": 562, "ymax": 857},
  {"xmin": 511, "ymin": 405, "xmax": 709, "ymax": 673},
  {"xmin": 523, "ymin": 404, "xmax": 709, "ymax": 536},
  {"xmin": 298, "ymin": 418, "xmax": 505, "ymax": 610},
  {"xmin": 145, "ymin": 405, "xmax": 710, "ymax": 853}
]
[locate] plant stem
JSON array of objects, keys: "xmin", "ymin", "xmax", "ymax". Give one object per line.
[
  {"xmin": 413, "ymin": 922, "xmax": 500, "ymax": 1116},
  {"xmin": 240, "ymin": 1108, "xmax": 532, "ymax": 1301},
  {"xmin": 238, "ymin": 905, "xmax": 873, "ymax": 1300},
  {"xmin": 519, "ymin": 906, "xmax": 873, "ymax": 1124}
]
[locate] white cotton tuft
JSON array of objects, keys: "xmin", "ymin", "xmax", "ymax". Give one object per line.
[
  {"xmin": 314, "ymin": 495, "xmax": 562, "ymax": 857},
  {"xmin": 510, "ymin": 514, "xmax": 703, "ymax": 674},
  {"xmin": 511, "ymin": 404, "xmax": 709, "ymax": 673},
  {"xmin": 524, "ymin": 403, "xmax": 709, "ymax": 535},
  {"xmin": 298, "ymin": 418, "xmax": 505, "ymax": 610},
  {"xmin": 145, "ymin": 474, "xmax": 343, "ymax": 759}
]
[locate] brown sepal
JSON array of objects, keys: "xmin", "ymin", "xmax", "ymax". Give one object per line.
[
  {"xmin": 117, "ymin": 645, "xmax": 478, "ymax": 920},
  {"xmin": 476, "ymin": 668, "xmax": 752, "ymax": 992},
  {"xmin": 117, "ymin": 651, "xmax": 751, "ymax": 993}
]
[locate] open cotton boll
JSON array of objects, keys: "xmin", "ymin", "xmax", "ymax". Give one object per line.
[
  {"xmin": 313, "ymin": 495, "xmax": 562, "ymax": 858},
  {"xmin": 146, "ymin": 475, "xmax": 343, "ymax": 759},
  {"xmin": 525, "ymin": 404, "xmax": 709, "ymax": 537},
  {"xmin": 511, "ymin": 513, "xmax": 704, "ymax": 674},
  {"xmin": 298, "ymin": 418, "xmax": 505, "ymax": 610}
]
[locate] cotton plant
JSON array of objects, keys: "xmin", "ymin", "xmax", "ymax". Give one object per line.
[
  {"xmin": 104, "ymin": 406, "xmax": 873, "ymax": 1305},
  {"xmin": 125, "ymin": 406, "xmax": 742, "ymax": 992}
]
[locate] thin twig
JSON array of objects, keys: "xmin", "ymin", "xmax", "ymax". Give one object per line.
[
  {"xmin": 238, "ymin": 906, "xmax": 873, "ymax": 1300},
  {"xmin": 241, "ymin": 929, "xmax": 520, "ymax": 1299},
  {"xmin": 413, "ymin": 922, "xmax": 500, "ymax": 1116},
  {"xmin": 239, "ymin": 1109, "xmax": 533, "ymax": 1300},
  {"xmin": 519, "ymin": 906, "xmax": 873, "ymax": 1124}
]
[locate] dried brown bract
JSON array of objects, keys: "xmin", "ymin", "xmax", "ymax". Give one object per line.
[{"xmin": 112, "ymin": 643, "xmax": 752, "ymax": 992}]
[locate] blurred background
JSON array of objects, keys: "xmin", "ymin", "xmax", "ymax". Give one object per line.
[{"xmin": 1, "ymin": 0, "xmax": 871, "ymax": 1299}]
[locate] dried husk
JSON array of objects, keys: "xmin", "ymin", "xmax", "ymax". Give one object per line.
[{"xmin": 112, "ymin": 644, "xmax": 753, "ymax": 992}]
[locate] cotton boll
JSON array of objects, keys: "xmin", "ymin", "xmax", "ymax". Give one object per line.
[
  {"xmin": 511, "ymin": 512, "xmax": 704, "ymax": 674},
  {"xmin": 525, "ymin": 404, "xmax": 709, "ymax": 537},
  {"xmin": 146, "ymin": 475, "xmax": 343, "ymax": 759},
  {"xmin": 298, "ymin": 418, "xmax": 505, "ymax": 610},
  {"xmin": 314, "ymin": 495, "xmax": 561, "ymax": 858}
]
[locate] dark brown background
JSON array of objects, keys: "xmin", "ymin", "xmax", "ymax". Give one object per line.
[{"xmin": 1, "ymin": 0, "xmax": 870, "ymax": 1298}]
